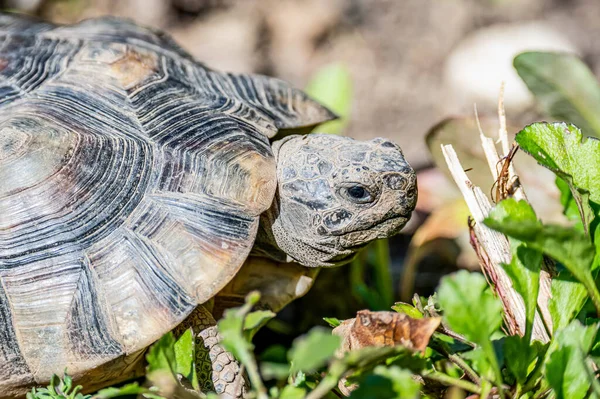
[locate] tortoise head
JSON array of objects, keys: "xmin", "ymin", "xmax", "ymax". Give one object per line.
[{"xmin": 257, "ymin": 134, "xmax": 417, "ymax": 267}]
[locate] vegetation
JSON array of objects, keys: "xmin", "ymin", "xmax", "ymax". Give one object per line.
[{"xmin": 27, "ymin": 52, "xmax": 600, "ymax": 398}]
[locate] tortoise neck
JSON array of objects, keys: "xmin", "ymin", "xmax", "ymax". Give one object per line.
[{"xmin": 252, "ymin": 192, "xmax": 289, "ymax": 262}]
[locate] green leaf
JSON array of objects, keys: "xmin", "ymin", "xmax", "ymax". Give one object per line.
[
  {"xmin": 146, "ymin": 332, "xmax": 177, "ymax": 376},
  {"xmin": 244, "ymin": 310, "xmax": 275, "ymax": 339},
  {"xmin": 173, "ymin": 328, "xmax": 199, "ymax": 391},
  {"xmin": 259, "ymin": 361, "xmax": 290, "ymax": 381},
  {"xmin": 219, "ymin": 312, "xmax": 253, "ymax": 362},
  {"xmin": 61, "ymin": 373, "xmax": 74, "ymax": 394},
  {"xmin": 514, "ymin": 52, "xmax": 600, "ymax": 138},
  {"xmin": 503, "ymin": 241, "xmax": 542, "ymax": 342},
  {"xmin": 545, "ymin": 321, "xmax": 599, "ymax": 399},
  {"xmin": 503, "ymin": 336, "xmax": 544, "ymax": 386},
  {"xmin": 305, "ymin": 64, "xmax": 352, "ymax": 135},
  {"xmin": 556, "ymin": 175, "xmax": 588, "ymax": 227},
  {"xmin": 219, "ymin": 294, "xmax": 259, "ymax": 363},
  {"xmin": 259, "ymin": 344, "xmax": 289, "ymax": 380},
  {"xmin": 217, "ymin": 291, "xmax": 268, "ymax": 398},
  {"xmin": 437, "ymin": 270, "xmax": 503, "ymax": 345},
  {"xmin": 260, "ymin": 344, "xmax": 288, "ymax": 363},
  {"xmin": 515, "ymin": 122, "xmax": 598, "ymax": 229},
  {"xmin": 28, "ymin": 372, "xmax": 93, "ymax": 399},
  {"xmin": 323, "ymin": 317, "xmax": 342, "ymax": 328},
  {"xmin": 550, "ymin": 274, "xmax": 589, "ymax": 331},
  {"xmin": 313, "ymin": 346, "xmax": 419, "ymax": 398},
  {"xmin": 437, "ymin": 271, "xmax": 504, "ymax": 390},
  {"xmin": 349, "ymin": 366, "xmax": 420, "ymax": 399},
  {"xmin": 291, "ymin": 370, "xmax": 306, "ymax": 388},
  {"xmin": 338, "ymin": 346, "xmax": 404, "ymax": 371},
  {"xmin": 94, "ymin": 383, "xmax": 154, "ymax": 398},
  {"xmin": 391, "ymin": 302, "xmax": 424, "ymax": 319},
  {"xmin": 278, "ymin": 385, "xmax": 306, "ymax": 399},
  {"xmin": 288, "ymin": 327, "xmax": 341, "ymax": 373},
  {"xmin": 555, "ymin": 319, "xmax": 597, "ymax": 350},
  {"xmin": 461, "ymin": 347, "xmax": 495, "ymax": 381},
  {"xmin": 485, "ymin": 198, "xmax": 600, "ymax": 320}
]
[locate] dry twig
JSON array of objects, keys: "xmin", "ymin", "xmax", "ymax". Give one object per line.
[{"xmin": 441, "ymin": 85, "xmax": 552, "ymax": 342}]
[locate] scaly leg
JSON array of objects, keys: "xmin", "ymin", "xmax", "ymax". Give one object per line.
[
  {"xmin": 176, "ymin": 258, "xmax": 318, "ymax": 397},
  {"xmin": 176, "ymin": 304, "xmax": 247, "ymax": 398}
]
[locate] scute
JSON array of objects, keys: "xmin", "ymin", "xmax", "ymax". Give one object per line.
[
  {"xmin": 0, "ymin": 252, "xmax": 118, "ymax": 381},
  {"xmin": 0, "ymin": 275, "xmax": 33, "ymax": 392},
  {"xmin": 0, "ymin": 14, "xmax": 334, "ymax": 396},
  {"xmin": 86, "ymin": 228, "xmax": 197, "ymax": 352}
]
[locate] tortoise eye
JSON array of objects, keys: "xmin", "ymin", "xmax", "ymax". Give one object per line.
[{"xmin": 344, "ymin": 185, "xmax": 373, "ymax": 203}]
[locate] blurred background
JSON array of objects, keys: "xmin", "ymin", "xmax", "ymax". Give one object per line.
[
  {"xmin": 6, "ymin": 0, "xmax": 600, "ymax": 347},
  {"xmin": 4, "ymin": 0, "xmax": 598, "ymax": 161},
  {"xmin": 8, "ymin": 0, "xmax": 600, "ymax": 165}
]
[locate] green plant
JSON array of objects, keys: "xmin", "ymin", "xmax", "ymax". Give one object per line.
[{"xmin": 26, "ymin": 374, "xmax": 90, "ymax": 399}]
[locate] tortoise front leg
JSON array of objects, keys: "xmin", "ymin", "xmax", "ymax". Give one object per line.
[
  {"xmin": 176, "ymin": 257, "xmax": 318, "ymax": 397},
  {"xmin": 176, "ymin": 304, "xmax": 247, "ymax": 399}
]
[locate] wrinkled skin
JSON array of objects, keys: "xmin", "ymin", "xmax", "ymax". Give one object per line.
[{"xmin": 255, "ymin": 134, "xmax": 417, "ymax": 267}]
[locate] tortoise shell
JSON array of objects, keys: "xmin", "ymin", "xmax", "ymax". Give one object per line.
[{"xmin": 0, "ymin": 13, "xmax": 333, "ymax": 394}]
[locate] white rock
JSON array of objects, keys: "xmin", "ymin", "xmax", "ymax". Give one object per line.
[{"xmin": 443, "ymin": 21, "xmax": 579, "ymax": 113}]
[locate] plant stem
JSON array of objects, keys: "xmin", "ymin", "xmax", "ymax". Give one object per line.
[
  {"xmin": 481, "ymin": 340, "xmax": 506, "ymax": 399},
  {"xmin": 304, "ymin": 374, "xmax": 341, "ymax": 399},
  {"xmin": 235, "ymin": 293, "xmax": 268, "ymax": 399},
  {"xmin": 413, "ymin": 294, "xmax": 425, "ymax": 314},
  {"xmin": 584, "ymin": 358, "xmax": 600, "ymax": 397},
  {"xmin": 436, "ymin": 339, "xmax": 480, "ymax": 385},
  {"xmin": 373, "ymin": 239, "xmax": 393, "ymax": 307},
  {"xmin": 448, "ymin": 353, "xmax": 481, "ymax": 385},
  {"xmin": 349, "ymin": 255, "xmax": 367, "ymax": 302},
  {"xmin": 521, "ymin": 355, "xmax": 545, "ymax": 394},
  {"xmin": 479, "ymin": 380, "xmax": 493, "ymax": 399},
  {"xmin": 536, "ymin": 302, "xmax": 553, "ymax": 339},
  {"xmin": 423, "ymin": 372, "xmax": 481, "ymax": 394},
  {"xmin": 239, "ymin": 352, "xmax": 268, "ymax": 399},
  {"xmin": 583, "ymin": 275, "xmax": 600, "ymax": 318},
  {"xmin": 513, "ymin": 385, "xmax": 522, "ymax": 399},
  {"xmin": 430, "ymin": 318, "xmax": 475, "ymax": 349},
  {"xmin": 532, "ymin": 388, "xmax": 552, "ymax": 399}
]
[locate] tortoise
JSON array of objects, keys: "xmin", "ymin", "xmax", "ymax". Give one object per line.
[{"xmin": 0, "ymin": 13, "xmax": 417, "ymax": 398}]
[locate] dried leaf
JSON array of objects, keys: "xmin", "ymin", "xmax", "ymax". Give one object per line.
[{"xmin": 332, "ymin": 310, "xmax": 440, "ymax": 354}]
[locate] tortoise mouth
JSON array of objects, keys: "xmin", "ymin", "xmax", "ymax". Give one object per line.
[
  {"xmin": 335, "ymin": 213, "xmax": 409, "ymax": 238},
  {"xmin": 326, "ymin": 251, "xmax": 359, "ymax": 266},
  {"xmin": 315, "ymin": 215, "xmax": 409, "ymax": 267},
  {"xmin": 337, "ymin": 214, "xmax": 410, "ymax": 248},
  {"xmin": 372, "ymin": 214, "xmax": 410, "ymax": 236}
]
